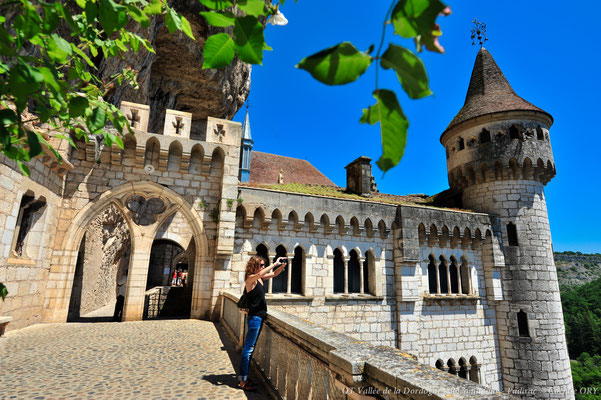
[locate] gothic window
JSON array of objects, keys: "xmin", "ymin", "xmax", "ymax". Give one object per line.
[
  {"xmin": 449, "ymin": 256, "xmax": 460, "ymax": 294},
  {"xmin": 348, "ymin": 250, "xmax": 361, "ymax": 293},
  {"xmin": 447, "ymin": 359, "xmax": 458, "ymax": 375},
  {"xmin": 458, "ymin": 358, "xmax": 468, "ymax": 379},
  {"xmin": 458, "ymin": 137, "xmax": 465, "ymax": 151},
  {"xmin": 509, "ymin": 125, "xmax": 520, "ymax": 140},
  {"xmin": 439, "ymin": 256, "xmax": 449, "ymax": 294},
  {"xmin": 333, "ymin": 248, "xmax": 345, "ymax": 293},
  {"xmin": 518, "ymin": 310, "xmax": 530, "ymax": 337},
  {"xmin": 428, "ymin": 255, "xmax": 438, "ymax": 294},
  {"xmin": 291, "ymin": 246, "xmax": 304, "ymax": 294},
  {"xmin": 363, "ymin": 250, "xmax": 375, "ymax": 294},
  {"xmin": 480, "ymin": 128, "xmax": 491, "ymax": 143},
  {"xmin": 460, "ymin": 258, "xmax": 471, "ymax": 294},
  {"xmin": 507, "ymin": 222, "xmax": 519, "ymax": 246},
  {"xmin": 536, "ymin": 126, "xmax": 544, "ymax": 140},
  {"xmin": 469, "ymin": 356, "xmax": 480, "ymax": 383},
  {"xmin": 13, "ymin": 194, "xmax": 46, "ymax": 257},
  {"xmin": 435, "ymin": 359, "xmax": 445, "ymax": 371},
  {"xmin": 271, "ymin": 245, "xmax": 288, "ymax": 293}
]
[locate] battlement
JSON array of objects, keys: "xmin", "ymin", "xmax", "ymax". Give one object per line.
[{"xmin": 119, "ymin": 101, "xmax": 242, "ymax": 146}]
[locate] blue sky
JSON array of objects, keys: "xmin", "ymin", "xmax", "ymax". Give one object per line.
[{"xmin": 232, "ymin": 1, "xmax": 601, "ymax": 253}]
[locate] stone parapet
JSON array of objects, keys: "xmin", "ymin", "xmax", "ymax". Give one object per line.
[{"xmin": 220, "ymin": 291, "xmax": 516, "ymax": 400}]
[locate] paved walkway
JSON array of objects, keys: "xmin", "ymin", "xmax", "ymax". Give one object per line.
[{"xmin": 0, "ymin": 320, "xmax": 267, "ymax": 399}]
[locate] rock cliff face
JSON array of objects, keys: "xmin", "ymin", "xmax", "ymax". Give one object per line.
[{"xmin": 100, "ymin": 0, "xmax": 251, "ymax": 133}]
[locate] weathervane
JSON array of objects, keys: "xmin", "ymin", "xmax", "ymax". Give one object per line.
[{"xmin": 471, "ymin": 19, "xmax": 488, "ymax": 47}]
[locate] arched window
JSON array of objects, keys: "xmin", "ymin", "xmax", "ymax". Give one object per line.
[
  {"xmin": 123, "ymin": 135, "xmax": 137, "ymax": 167},
  {"xmin": 518, "ymin": 310, "xmax": 530, "ymax": 337},
  {"xmin": 480, "ymin": 128, "xmax": 491, "ymax": 143},
  {"xmin": 12, "ymin": 193, "xmax": 46, "ymax": 257},
  {"xmin": 333, "ymin": 248, "xmax": 345, "ymax": 293},
  {"xmin": 428, "ymin": 255, "xmax": 438, "ymax": 294},
  {"xmin": 447, "ymin": 359, "xmax": 458, "ymax": 375},
  {"xmin": 460, "ymin": 258, "xmax": 471, "ymax": 294},
  {"xmin": 439, "ymin": 256, "xmax": 449, "ymax": 294},
  {"xmin": 449, "ymin": 256, "xmax": 459, "ymax": 294},
  {"xmin": 291, "ymin": 246, "xmax": 304, "ymax": 294},
  {"xmin": 348, "ymin": 250, "xmax": 361, "ymax": 293},
  {"xmin": 536, "ymin": 126, "xmax": 544, "ymax": 140},
  {"xmin": 509, "ymin": 125, "xmax": 520, "ymax": 140},
  {"xmin": 363, "ymin": 250, "xmax": 375, "ymax": 294},
  {"xmin": 507, "ymin": 222, "xmax": 519, "ymax": 246},
  {"xmin": 458, "ymin": 358, "xmax": 468, "ymax": 379},
  {"xmin": 458, "ymin": 137, "xmax": 465, "ymax": 151},
  {"xmin": 271, "ymin": 245, "xmax": 288, "ymax": 293},
  {"xmin": 469, "ymin": 356, "xmax": 480, "ymax": 383},
  {"xmin": 435, "ymin": 359, "xmax": 445, "ymax": 371}
]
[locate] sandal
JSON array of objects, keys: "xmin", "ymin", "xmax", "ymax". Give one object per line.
[{"xmin": 239, "ymin": 381, "xmax": 257, "ymax": 392}]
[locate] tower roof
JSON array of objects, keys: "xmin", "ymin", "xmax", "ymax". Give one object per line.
[
  {"xmin": 242, "ymin": 108, "xmax": 252, "ymax": 141},
  {"xmin": 443, "ymin": 48, "xmax": 552, "ymax": 134}
]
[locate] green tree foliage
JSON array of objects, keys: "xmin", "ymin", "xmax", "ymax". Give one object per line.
[
  {"xmin": 0, "ymin": 0, "xmax": 194, "ymax": 176},
  {"xmin": 562, "ymin": 277, "xmax": 601, "ymax": 358},
  {"xmin": 571, "ymin": 353, "xmax": 601, "ymax": 400}
]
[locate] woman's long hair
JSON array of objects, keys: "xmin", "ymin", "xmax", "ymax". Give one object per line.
[{"xmin": 245, "ymin": 256, "xmax": 265, "ymax": 281}]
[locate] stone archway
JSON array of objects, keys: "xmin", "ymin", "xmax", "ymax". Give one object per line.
[{"xmin": 43, "ymin": 181, "xmax": 210, "ymax": 323}]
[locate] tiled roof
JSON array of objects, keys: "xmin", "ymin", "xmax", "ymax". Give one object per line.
[
  {"xmin": 249, "ymin": 151, "xmax": 336, "ymax": 186},
  {"xmin": 444, "ymin": 48, "xmax": 552, "ymax": 133}
]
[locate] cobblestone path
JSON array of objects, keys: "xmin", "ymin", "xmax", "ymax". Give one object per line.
[{"xmin": 0, "ymin": 320, "xmax": 268, "ymax": 399}]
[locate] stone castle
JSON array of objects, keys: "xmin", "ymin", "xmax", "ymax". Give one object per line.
[{"xmin": 0, "ymin": 48, "xmax": 573, "ymax": 399}]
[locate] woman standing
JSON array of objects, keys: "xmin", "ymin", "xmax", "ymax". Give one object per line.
[{"xmin": 238, "ymin": 255, "xmax": 287, "ymax": 391}]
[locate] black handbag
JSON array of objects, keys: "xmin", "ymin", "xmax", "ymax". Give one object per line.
[{"xmin": 237, "ymin": 290, "xmax": 250, "ymax": 310}]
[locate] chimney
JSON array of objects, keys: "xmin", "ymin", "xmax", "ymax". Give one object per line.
[{"xmin": 345, "ymin": 156, "xmax": 377, "ymax": 196}]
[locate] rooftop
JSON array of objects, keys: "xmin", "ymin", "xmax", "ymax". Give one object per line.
[
  {"xmin": 444, "ymin": 48, "xmax": 552, "ymax": 134},
  {"xmin": 250, "ymin": 151, "xmax": 336, "ymax": 186}
]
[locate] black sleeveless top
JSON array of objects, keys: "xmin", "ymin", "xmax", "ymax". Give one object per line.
[{"xmin": 244, "ymin": 281, "xmax": 267, "ymax": 318}]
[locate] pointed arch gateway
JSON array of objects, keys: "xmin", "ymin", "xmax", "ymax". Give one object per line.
[{"xmin": 43, "ymin": 181, "xmax": 210, "ymax": 323}]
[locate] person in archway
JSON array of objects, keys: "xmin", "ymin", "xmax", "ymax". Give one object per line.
[
  {"xmin": 238, "ymin": 255, "xmax": 287, "ymax": 391},
  {"xmin": 113, "ymin": 269, "xmax": 127, "ymax": 322}
]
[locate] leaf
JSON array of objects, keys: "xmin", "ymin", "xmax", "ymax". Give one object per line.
[
  {"xmin": 127, "ymin": 4, "xmax": 151, "ymax": 28},
  {"xmin": 198, "ymin": 0, "xmax": 233, "ymax": 11},
  {"xmin": 88, "ymin": 106, "xmax": 107, "ymax": 132},
  {"xmin": 72, "ymin": 43, "xmax": 95, "ymax": 67},
  {"xmin": 237, "ymin": 0, "xmax": 266, "ymax": 17},
  {"xmin": 26, "ymin": 130, "xmax": 42, "ymax": 158},
  {"xmin": 381, "ymin": 44, "xmax": 432, "ymax": 99},
  {"xmin": 200, "ymin": 11, "xmax": 235, "ymax": 27},
  {"xmin": 98, "ymin": 0, "xmax": 128, "ymax": 35},
  {"xmin": 203, "ymin": 33, "xmax": 235, "ymax": 69},
  {"xmin": 69, "ymin": 96, "xmax": 89, "ymax": 118},
  {"xmin": 360, "ymin": 89, "xmax": 409, "ymax": 172},
  {"xmin": 296, "ymin": 42, "xmax": 373, "ymax": 85},
  {"xmin": 233, "ymin": 16, "xmax": 264, "ymax": 64},
  {"xmin": 0, "ymin": 283, "xmax": 7, "ymax": 301},
  {"xmin": 144, "ymin": 0, "xmax": 163, "ymax": 15},
  {"xmin": 391, "ymin": 0, "xmax": 445, "ymax": 38},
  {"xmin": 47, "ymin": 34, "xmax": 73, "ymax": 62},
  {"xmin": 165, "ymin": 7, "xmax": 183, "ymax": 34},
  {"xmin": 180, "ymin": 15, "xmax": 195, "ymax": 39}
]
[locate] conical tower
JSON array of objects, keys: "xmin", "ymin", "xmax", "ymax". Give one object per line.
[
  {"xmin": 239, "ymin": 106, "xmax": 253, "ymax": 182},
  {"xmin": 441, "ymin": 48, "xmax": 573, "ymax": 399}
]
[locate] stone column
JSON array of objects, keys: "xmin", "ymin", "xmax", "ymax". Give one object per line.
[
  {"xmin": 122, "ymin": 232, "xmax": 154, "ymax": 321},
  {"xmin": 359, "ymin": 256, "xmax": 365, "ymax": 294},
  {"xmin": 343, "ymin": 255, "xmax": 349, "ymax": 294}
]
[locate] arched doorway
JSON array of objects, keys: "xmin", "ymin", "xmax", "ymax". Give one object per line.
[
  {"xmin": 67, "ymin": 203, "xmax": 132, "ymax": 322},
  {"xmin": 144, "ymin": 238, "xmax": 195, "ymax": 319}
]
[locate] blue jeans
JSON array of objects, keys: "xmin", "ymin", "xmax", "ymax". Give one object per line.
[{"xmin": 239, "ymin": 315, "xmax": 263, "ymax": 381}]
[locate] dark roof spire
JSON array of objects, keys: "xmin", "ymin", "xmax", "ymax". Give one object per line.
[{"xmin": 444, "ymin": 48, "xmax": 552, "ymax": 133}]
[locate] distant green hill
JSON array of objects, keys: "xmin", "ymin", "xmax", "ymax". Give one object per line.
[{"xmin": 555, "ymin": 251, "xmax": 601, "ymax": 289}]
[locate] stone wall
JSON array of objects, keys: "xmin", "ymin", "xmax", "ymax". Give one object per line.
[{"xmin": 0, "ymin": 155, "xmax": 65, "ymax": 331}]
